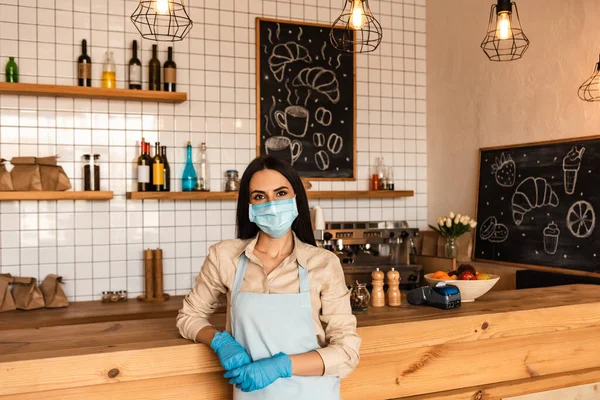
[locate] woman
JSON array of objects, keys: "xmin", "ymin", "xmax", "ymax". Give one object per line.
[{"xmin": 177, "ymin": 156, "xmax": 360, "ymax": 398}]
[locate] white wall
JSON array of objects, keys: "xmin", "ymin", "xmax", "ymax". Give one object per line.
[{"xmin": 0, "ymin": 0, "xmax": 426, "ymax": 301}]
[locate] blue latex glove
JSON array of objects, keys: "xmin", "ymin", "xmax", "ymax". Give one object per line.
[
  {"xmin": 210, "ymin": 331, "xmax": 252, "ymax": 371},
  {"xmin": 224, "ymin": 352, "xmax": 292, "ymax": 392}
]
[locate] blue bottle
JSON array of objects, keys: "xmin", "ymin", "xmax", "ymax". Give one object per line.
[{"xmin": 182, "ymin": 141, "xmax": 198, "ymax": 191}]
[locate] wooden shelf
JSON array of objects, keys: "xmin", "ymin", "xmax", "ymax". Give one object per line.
[
  {"xmin": 126, "ymin": 190, "xmax": 413, "ymax": 200},
  {"xmin": 0, "ymin": 82, "xmax": 187, "ymax": 103},
  {"xmin": 0, "ymin": 191, "xmax": 114, "ymax": 200}
]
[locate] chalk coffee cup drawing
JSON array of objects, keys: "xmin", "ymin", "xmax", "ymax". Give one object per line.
[
  {"xmin": 274, "ymin": 106, "xmax": 309, "ymax": 138},
  {"xmin": 265, "ymin": 136, "xmax": 302, "ymax": 166}
]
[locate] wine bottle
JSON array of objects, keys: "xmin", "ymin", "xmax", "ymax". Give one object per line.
[
  {"xmin": 148, "ymin": 44, "xmax": 161, "ymax": 91},
  {"xmin": 101, "ymin": 50, "xmax": 116, "ymax": 89},
  {"xmin": 161, "ymin": 145, "xmax": 171, "ymax": 192},
  {"xmin": 128, "ymin": 40, "xmax": 142, "ymax": 90},
  {"xmin": 182, "ymin": 141, "xmax": 198, "ymax": 192},
  {"xmin": 137, "ymin": 138, "xmax": 151, "ymax": 192},
  {"xmin": 152, "ymin": 142, "xmax": 165, "ymax": 191},
  {"xmin": 145, "ymin": 141, "xmax": 154, "ymax": 190},
  {"xmin": 77, "ymin": 39, "xmax": 91, "ymax": 87},
  {"xmin": 198, "ymin": 142, "xmax": 210, "ymax": 191},
  {"xmin": 5, "ymin": 57, "xmax": 18, "ymax": 83},
  {"xmin": 163, "ymin": 46, "xmax": 177, "ymax": 92}
]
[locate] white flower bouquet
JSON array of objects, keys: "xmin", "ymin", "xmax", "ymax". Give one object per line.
[{"xmin": 429, "ymin": 212, "xmax": 477, "ymax": 240}]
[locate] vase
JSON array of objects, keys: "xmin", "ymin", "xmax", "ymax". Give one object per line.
[{"xmin": 445, "ymin": 237, "xmax": 458, "ymax": 259}]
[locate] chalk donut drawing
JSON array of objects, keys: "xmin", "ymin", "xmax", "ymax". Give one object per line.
[
  {"xmin": 511, "ymin": 177, "xmax": 559, "ymax": 226},
  {"xmin": 315, "ymin": 150, "xmax": 330, "ymax": 171},
  {"xmin": 274, "ymin": 105, "xmax": 309, "ymax": 138},
  {"xmin": 566, "ymin": 200, "xmax": 595, "ymax": 238},
  {"xmin": 327, "ymin": 133, "xmax": 343, "ymax": 155},
  {"xmin": 479, "ymin": 216, "xmax": 509, "ymax": 243},
  {"xmin": 313, "ymin": 132, "xmax": 325, "ymax": 147},
  {"xmin": 491, "ymin": 153, "xmax": 516, "ymax": 187},
  {"xmin": 543, "ymin": 222, "xmax": 560, "ymax": 255},
  {"xmin": 268, "ymin": 42, "xmax": 312, "ymax": 82},
  {"xmin": 315, "ymin": 106, "xmax": 332, "ymax": 126},
  {"xmin": 562, "ymin": 146, "xmax": 585, "ymax": 195},
  {"xmin": 292, "ymin": 67, "xmax": 340, "ymax": 104}
]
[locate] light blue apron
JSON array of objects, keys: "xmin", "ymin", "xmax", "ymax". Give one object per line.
[{"xmin": 230, "ymin": 253, "xmax": 341, "ymax": 399}]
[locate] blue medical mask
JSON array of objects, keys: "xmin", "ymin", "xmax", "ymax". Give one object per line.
[{"xmin": 249, "ymin": 197, "xmax": 299, "ymax": 239}]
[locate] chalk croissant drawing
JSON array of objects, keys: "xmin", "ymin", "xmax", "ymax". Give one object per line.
[
  {"xmin": 491, "ymin": 153, "xmax": 515, "ymax": 187},
  {"xmin": 292, "ymin": 67, "xmax": 340, "ymax": 104},
  {"xmin": 566, "ymin": 200, "xmax": 595, "ymax": 238},
  {"xmin": 511, "ymin": 177, "xmax": 559, "ymax": 226},
  {"xmin": 268, "ymin": 42, "xmax": 312, "ymax": 82}
]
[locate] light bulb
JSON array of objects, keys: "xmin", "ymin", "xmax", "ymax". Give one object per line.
[
  {"xmin": 154, "ymin": 0, "xmax": 170, "ymax": 15},
  {"xmin": 349, "ymin": 0, "xmax": 366, "ymax": 30},
  {"xmin": 496, "ymin": 11, "xmax": 512, "ymax": 40}
]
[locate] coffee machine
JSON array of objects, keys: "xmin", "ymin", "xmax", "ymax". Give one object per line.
[{"xmin": 314, "ymin": 221, "xmax": 423, "ymax": 290}]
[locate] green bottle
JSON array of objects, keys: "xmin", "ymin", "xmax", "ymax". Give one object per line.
[{"xmin": 5, "ymin": 57, "xmax": 18, "ymax": 83}]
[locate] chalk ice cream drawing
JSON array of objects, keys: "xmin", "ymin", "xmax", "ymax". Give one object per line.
[
  {"xmin": 479, "ymin": 216, "xmax": 509, "ymax": 243},
  {"xmin": 562, "ymin": 146, "xmax": 585, "ymax": 195},
  {"xmin": 566, "ymin": 200, "xmax": 595, "ymax": 238},
  {"xmin": 491, "ymin": 153, "xmax": 516, "ymax": 187},
  {"xmin": 268, "ymin": 42, "xmax": 312, "ymax": 82},
  {"xmin": 511, "ymin": 177, "xmax": 559, "ymax": 226},
  {"xmin": 292, "ymin": 66, "xmax": 340, "ymax": 104},
  {"xmin": 543, "ymin": 222, "xmax": 560, "ymax": 255}
]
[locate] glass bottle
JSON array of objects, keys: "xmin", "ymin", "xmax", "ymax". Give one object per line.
[
  {"xmin": 5, "ymin": 57, "xmax": 18, "ymax": 83},
  {"xmin": 77, "ymin": 39, "xmax": 91, "ymax": 87},
  {"xmin": 128, "ymin": 40, "xmax": 142, "ymax": 90},
  {"xmin": 152, "ymin": 142, "xmax": 165, "ymax": 191},
  {"xmin": 388, "ymin": 166, "xmax": 395, "ymax": 190},
  {"xmin": 198, "ymin": 142, "xmax": 210, "ymax": 191},
  {"xmin": 161, "ymin": 145, "xmax": 170, "ymax": 192},
  {"xmin": 350, "ymin": 281, "xmax": 370, "ymax": 311},
  {"xmin": 182, "ymin": 141, "xmax": 198, "ymax": 191},
  {"xmin": 137, "ymin": 139, "xmax": 151, "ymax": 192},
  {"xmin": 148, "ymin": 44, "xmax": 161, "ymax": 91},
  {"xmin": 163, "ymin": 46, "xmax": 177, "ymax": 92},
  {"xmin": 101, "ymin": 50, "xmax": 116, "ymax": 89}
]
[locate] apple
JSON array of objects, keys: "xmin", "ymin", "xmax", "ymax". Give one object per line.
[{"xmin": 458, "ymin": 272, "xmax": 476, "ymax": 280}]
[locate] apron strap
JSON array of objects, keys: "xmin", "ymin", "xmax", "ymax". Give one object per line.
[{"xmin": 298, "ymin": 264, "xmax": 310, "ymax": 293}]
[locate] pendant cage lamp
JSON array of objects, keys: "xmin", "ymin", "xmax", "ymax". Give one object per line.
[
  {"xmin": 330, "ymin": 0, "xmax": 383, "ymax": 54},
  {"xmin": 131, "ymin": 0, "xmax": 193, "ymax": 42},
  {"xmin": 578, "ymin": 55, "xmax": 600, "ymax": 102},
  {"xmin": 480, "ymin": 0, "xmax": 529, "ymax": 62}
]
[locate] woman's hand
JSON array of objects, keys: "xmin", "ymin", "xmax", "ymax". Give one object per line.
[
  {"xmin": 210, "ymin": 331, "xmax": 252, "ymax": 371},
  {"xmin": 224, "ymin": 352, "xmax": 292, "ymax": 392}
]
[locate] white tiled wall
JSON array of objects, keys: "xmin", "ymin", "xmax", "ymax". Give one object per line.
[{"xmin": 0, "ymin": 0, "xmax": 426, "ymax": 301}]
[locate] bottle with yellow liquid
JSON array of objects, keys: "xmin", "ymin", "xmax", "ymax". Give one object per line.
[{"xmin": 101, "ymin": 50, "xmax": 116, "ymax": 89}]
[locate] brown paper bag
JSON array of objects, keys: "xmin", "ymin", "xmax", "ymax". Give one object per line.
[
  {"xmin": 37, "ymin": 156, "xmax": 72, "ymax": 191},
  {"xmin": 0, "ymin": 274, "xmax": 16, "ymax": 312},
  {"xmin": 0, "ymin": 159, "xmax": 14, "ymax": 191},
  {"xmin": 10, "ymin": 157, "xmax": 42, "ymax": 191},
  {"xmin": 40, "ymin": 274, "xmax": 68, "ymax": 308},
  {"xmin": 11, "ymin": 277, "xmax": 45, "ymax": 310}
]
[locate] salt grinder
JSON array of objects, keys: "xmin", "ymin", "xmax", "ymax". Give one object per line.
[
  {"xmin": 370, "ymin": 268, "xmax": 385, "ymax": 307},
  {"xmin": 386, "ymin": 267, "xmax": 401, "ymax": 307}
]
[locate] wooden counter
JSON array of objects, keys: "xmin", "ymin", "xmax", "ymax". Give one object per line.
[{"xmin": 1, "ymin": 285, "xmax": 600, "ymax": 399}]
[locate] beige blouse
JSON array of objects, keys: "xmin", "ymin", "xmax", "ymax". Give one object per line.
[{"xmin": 176, "ymin": 233, "xmax": 361, "ymax": 378}]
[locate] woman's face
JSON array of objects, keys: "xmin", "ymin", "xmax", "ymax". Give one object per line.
[{"xmin": 249, "ymin": 169, "xmax": 295, "ymax": 204}]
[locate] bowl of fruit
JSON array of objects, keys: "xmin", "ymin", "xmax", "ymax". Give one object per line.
[{"xmin": 424, "ymin": 264, "xmax": 499, "ymax": 302}]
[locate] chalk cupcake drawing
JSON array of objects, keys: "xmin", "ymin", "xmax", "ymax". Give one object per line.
[
  {"xmin": 562, "ymin": 146, "xmax": 585, "ymax": 195},
  {"xmin": 491, "ymin": 153, "xmax": 516, "ymax": 187},
  {"xmin": 511, "ymin": 177, "xmax": 559, "ymax": 226},
  {"xmin": 566, "ymin": 200, "xmax": 595, "ymax": 238},
  {"xmin": 543, "ymin": 222, "xmax": 560, "ymax": 255}
]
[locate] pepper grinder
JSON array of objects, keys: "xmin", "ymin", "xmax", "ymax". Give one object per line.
[
  {"xmin": 386, "ymin": 267, "xmax": 401, "ymax": 307},
  {"xmin": 370, "ymin": 268, "xmax": 385, "ymax": 307}
]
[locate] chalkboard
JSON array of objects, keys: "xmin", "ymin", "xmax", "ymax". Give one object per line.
[
  {"xmin": 474, "ymin": 136, "xmax": 600, "ymax": 275},
  {"xmin": 256, "ymin": 18, "xmax": 356, "ymax": 180}
]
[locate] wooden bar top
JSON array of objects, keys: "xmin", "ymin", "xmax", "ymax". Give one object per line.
[{"xmin": 1, "ymin": 284, "xmax": 598, "ymax": 364}]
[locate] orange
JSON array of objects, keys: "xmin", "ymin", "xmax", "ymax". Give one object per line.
[
  {"xmin": 436, "ymin": 273, "xmax": 452, "ymax": 280},
  {"xmin": 432, "ymin": 271, "xmax": 447, "ymax": 279}
]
